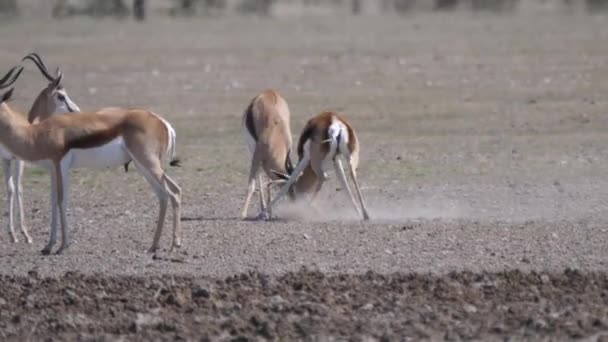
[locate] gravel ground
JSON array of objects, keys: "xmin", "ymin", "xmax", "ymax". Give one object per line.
[{"xmin": 0, "ymin": 11, "xmax": 607, "ymax": 340}]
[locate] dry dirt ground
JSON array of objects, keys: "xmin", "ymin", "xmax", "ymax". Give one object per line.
[{"xmin": 0, "ymin": 11, "xmax": 607, "ymax": 340}]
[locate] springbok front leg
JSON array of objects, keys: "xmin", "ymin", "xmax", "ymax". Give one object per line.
[
  {"xmin": 54, "ymin": 161, "xmax": 71, "ymax": 255},
  {"xmin": 42, "ymin": 157, "xmax": 71, "ymax": 255},
  {"xmin": 42, "ymin": 163, "xmax": 58, "ymax": 255},
  {"xmin": 257, "ymin": 174, "xmax": 267, "ymax": 213},
  {"xmin": 14, "ymin": 160, "xmax": 32, "ymax": 243},
  {"xmin": 241, "ymin": 149, "xmax": 261, "ymax": 220},
  {"xmin": 3, "ymin": 159, "xmax": 17, "ymax": 243},
  {"xmin": 263, "ymin": 153, "xmax": 311, "ymax": 220},
  {"xmin": 255, "ymin": 172, "xmax": 270, "ymax": 221}
]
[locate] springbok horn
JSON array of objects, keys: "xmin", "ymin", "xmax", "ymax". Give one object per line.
[
  {"xmin": 0, "ymin": 66, "xmax": 23, "ymax": 89},
  {"xmin": 22, "ymin": 53, "xmax": 55, "ymax": 82}
]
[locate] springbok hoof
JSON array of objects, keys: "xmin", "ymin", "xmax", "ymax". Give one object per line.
[
  {"xmin": 256, "ymin": 211, "xmax": 270, "ymax": 221},
  {"xmin": 54, "ymin": 244, "xmax": 69, "ymax": 255},
  {"xmin": 23, "ymin": 232, "xmax": 33, "ymax": 244},
  {"xmin": 41, "ymin": 247, "xmax": 52, "ymax": 255}
]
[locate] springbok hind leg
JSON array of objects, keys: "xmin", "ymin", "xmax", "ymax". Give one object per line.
[
  {"xmin": 241, "ymin": 149, "xmax": 261, "ymax": 220},
  {"xmin": 14, "ymin": 160, "xmax": 32, "ymax": 243},
  {"xmin": 163, "ymin": 174, "xmax": 182, "ymax": 251},
  {"xmin": 3, "ymin": 159, "xmax": 16, "ymax": 243},
  {"xmin": 130, "ymin": 155, "xmax": 172, "ymax": 253},
  {"xmin": 333, "ymin": 158, "xmax": 362, "ymax": 218},
  {"xmin": 345, "ymin": 158, "xmax": 370, "ymax": 221}
]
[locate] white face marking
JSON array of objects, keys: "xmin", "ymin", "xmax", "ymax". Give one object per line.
[{"xmin": 54, "ymin": 89, "xmax": 81, "ymax": 113}]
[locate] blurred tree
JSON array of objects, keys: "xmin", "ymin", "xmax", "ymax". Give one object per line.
[
  {"xmin": 237, "ymin": 0, "xmax": 275, "ymax": 15},
  {"xmin": 134, "ymin": 0, "xmax": 146, "ymax": 20},
  {"xmin": 351, "ymin": 0, "xmax": 361, "ymax": 14},
  {"xmin": 169, "ymin": 0, "xmax": 227, "ymax": 16},
  {"xmin": 470, "ymin": 0, "xmax": 519, "ymax": 12},
  {"xmin": 435, "ymin": 0, "xmax": 459, "ymax": 10},
  {"xmin": 586, "ymin": 0, "xmax": 608, "ymax": 12},
  {"xmin": 53, "ymin": 0, "xmax": 148, "ymax": 19},
  {"xmin": 394, "ymin": 0, "xmax": 416, "ymax": 13},
  {"xmin": 169, "ymin": 0, "xmax": 196, "ymax": 16},
  {"xmin": 0, "ymin": 0, "xmax": 18, "ymax": 14},
  {"xmin": 111, "ymin": 0, "xmax": 129, "ymax": 17},
  {"xmin": 181, "ymin": 0, "xmax": 195, "ymax": 11}
]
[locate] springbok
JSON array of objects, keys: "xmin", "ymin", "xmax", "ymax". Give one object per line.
[
  {"xmin": 0, "ymin": 65, "xmax": 181, "ymax": 255},
  {"xmin": 0, "ymin": 53, "xmax": 83, "ymax": 244},
  {"xmin": 241, "ymin": 89, "xmax": 294, "ymax": 220},
  {"xmin": 260, "ymin": 111, "xmax": 371, "ymax": 221}
]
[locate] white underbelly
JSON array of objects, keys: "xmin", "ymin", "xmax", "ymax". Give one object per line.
[{"xmin": 70, "ymin": 138, "xmax": 131, "ymax": 169}]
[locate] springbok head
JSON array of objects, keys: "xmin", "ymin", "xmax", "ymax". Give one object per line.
[{"xmin": 22, "ymin": 53, "xmax": 81, "ymax": 123}]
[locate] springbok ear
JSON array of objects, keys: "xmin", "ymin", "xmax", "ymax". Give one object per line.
[
  {"xmin": 1, "ymin": 88, "xmax": 14, "ymax": 103},
  {"xmin": 270, "ymin": 169, "xmax": 289, "ymax": 180}
]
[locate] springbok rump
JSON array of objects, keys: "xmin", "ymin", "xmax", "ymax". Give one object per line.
[
  {"xmin": 0, "ymin": 65, "xmax": 181, "ymax": 255},
  {"xmin": 261, "ymin": 111, "xmax": 371, "ymax": 221},
  {"xmin": 240, "ymin": 89, "xmax": 294, "ymax": 220}
]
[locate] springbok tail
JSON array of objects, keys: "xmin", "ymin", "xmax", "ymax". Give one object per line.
[
  {"xmin": 153, "ymin": 112, "xmax": 181, "ymax": 167},
  {"xmin": 168, "ymin": 124, "xmax": 181, "ymax": 167}
]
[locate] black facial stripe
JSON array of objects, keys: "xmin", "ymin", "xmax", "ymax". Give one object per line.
[{"xmin": 64, "ymin": 100, "xmax": 75, "ymax": 112}]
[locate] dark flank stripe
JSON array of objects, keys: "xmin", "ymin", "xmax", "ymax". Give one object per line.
[
  {"xmin": 66, "ymin": 126, "xmax": 121, "ymax": 151},
  {"xmin": 297, "ymin": 121, "xmax": 315, "ymax": 160}
]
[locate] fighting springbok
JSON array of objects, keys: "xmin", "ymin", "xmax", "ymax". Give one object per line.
[
  {"xmin": 241, "ymin": 89, "xmax": 294, "ymax": 220},
  {"xmin": 0, "ymin": 65, "xmax": 181, "ymax": 255},
  {"xmin": 0, "ymin": 53, "xmax": 82, "ymax": 244},
  {"xmin": 260, "ymin": 111, "xmax": 371, "ymax": 221}
]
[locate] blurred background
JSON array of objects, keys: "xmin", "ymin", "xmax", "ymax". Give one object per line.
[{"xmin": 1, "ymin": 0, "xmax": 608, "ymax": 20}]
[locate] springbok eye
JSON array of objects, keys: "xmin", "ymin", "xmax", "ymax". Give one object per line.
[{"xmin": 57, "ymin": 94, "xmax": 65, "ymax": 101}]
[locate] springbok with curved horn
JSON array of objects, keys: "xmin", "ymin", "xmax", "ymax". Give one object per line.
[
  {"xmin": 21, "ymin": 53, "xmax": 172, "ymax": 253},
  {"xmin": 260, "ymin": 111, "xmax": 370, "ymax": 221},
  {"xmin": 240, "ymin": 89, "xmax": 294, "ymax": 220},
  {"xmin": 0, "ymin": 66, "xmax": 181, "ymax": 255},
  {"xmin": 0, "ymin": 66, "xmax": 30, "ymax": 244},
  {"xmin": 0, "ymin": 53, "xmax": 83, "ymax": 244},
  {"xmin": 23, "ymin": 53, "xmax": 82, "ymax": 123}
]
